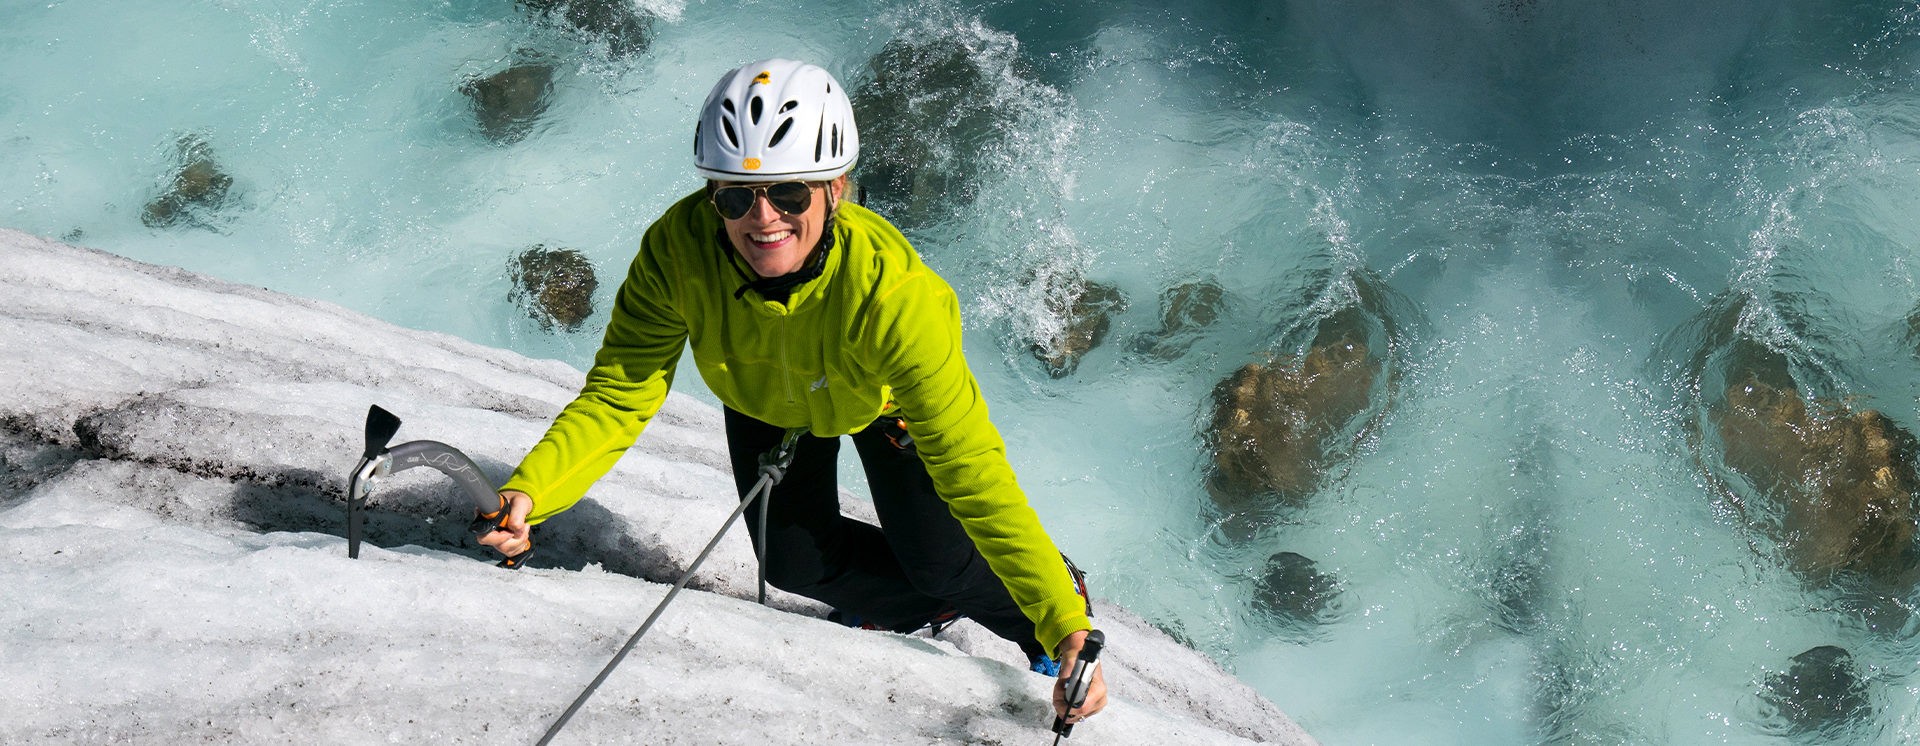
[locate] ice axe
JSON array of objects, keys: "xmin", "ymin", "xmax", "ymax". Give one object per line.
[
  {"xmin": 1051, "ymin": 628, "xmax": 1105, "ymax": 743},
  {"xmin": 345, "ymin": 404, "xmax": 530, "ymax": 568}
]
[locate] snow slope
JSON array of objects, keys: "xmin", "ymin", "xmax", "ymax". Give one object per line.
[{"xmin": 0, "ymin": 228, "xmax": 1314, "ymax": 745}]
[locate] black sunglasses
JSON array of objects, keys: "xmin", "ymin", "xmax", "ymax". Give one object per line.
[{"xmin": 710, "ymin": 181, "xmax": 815, "ymax": 220}]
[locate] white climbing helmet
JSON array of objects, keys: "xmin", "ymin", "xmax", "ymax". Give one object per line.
[{"xmin": 694, "ymin": 58, "xmax": 859, "ymax": 182}]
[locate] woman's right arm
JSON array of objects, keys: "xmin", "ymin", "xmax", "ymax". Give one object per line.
[{"xmin": 496, "ymin": 232, "xmax": 690, "ymax": 526}]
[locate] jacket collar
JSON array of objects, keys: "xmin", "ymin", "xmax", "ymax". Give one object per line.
[{"xmin": 714, "ymin": 215, "xmax": 844, "ymax": 315}]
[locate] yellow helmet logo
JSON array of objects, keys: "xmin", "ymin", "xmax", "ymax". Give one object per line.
[
  {"xmin": 753, "ymin": 71, "xmax": 771, "ymax": 85},
  {"xmin": 743, "ymin": 158, "xmax": 762, "ymax": 170}
]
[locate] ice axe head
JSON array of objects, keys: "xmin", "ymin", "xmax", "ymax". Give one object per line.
[
  {"xmin": 363, "ymin": 405, "xmax": 402, "ymax": 459},
  {"xmin": 349, "ymin": 405, "xmax": 402, "ymax": 560}
]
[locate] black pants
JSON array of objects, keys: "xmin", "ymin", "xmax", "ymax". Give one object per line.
[{"xmin": 724, "ymin": 407, "xmax": 1041, "ymax": 656}]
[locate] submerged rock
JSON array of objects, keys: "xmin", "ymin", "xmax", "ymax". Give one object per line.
[
  {"xmin": 1709, "ymin": 340, "xmax": 1920, "ymax": 580},
  {"xmin": 1907, "ymin": 307, "xmax": 1920, "ymax": 358},
  {"xmin": 1205, "ymin": 305, "xmax": 1382, "ymax": 517},
  {"xmin": 142, "ymin": 134, "xmax": 233, "ymax": 229},
  {"xmin": 851, "ymin": 29, "xmax": 1031, "ymax": 227},
  {"xmin": 1029, "ymin": 280, "xmax": 1127, "ymax": 378},
  {"xmin": 1486, "ymin": 499, "xmax": 1553, "ymax": 635},
  {"xmin": 509, "ymin": 245, "xmax": 598, "ymax": 332},
  {"xmin": 517, "ymin": 0, "xmax": 651, "ymax": 59},
  {"xmin": 1252, "ymin": 551, "xmax": 1339, "ymax": 628},
  {"xmin": 462, "ymin": 60, "xmax": 555, "ymax": 145},
  {"xmin": 1761, "ymin": 645, "xmax": 1868, "ymax": 735},
  {"xmin": 1131, "ymin": 280, "xmax": 1226, "ymax": 361}
]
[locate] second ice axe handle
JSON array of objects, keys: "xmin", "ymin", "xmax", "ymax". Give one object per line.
[
  {"xmin": 384, "ymin": 440, "xmax": 499, "ymax": 513},
  {"xmin": 1050, "ymin": 628, "xmax": 1106, "ymax": 737}
]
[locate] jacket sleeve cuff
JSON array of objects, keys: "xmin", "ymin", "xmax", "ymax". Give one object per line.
[{"xmin": 1036, "ymin": 615, "xmax": 1095, "ymax": 658}]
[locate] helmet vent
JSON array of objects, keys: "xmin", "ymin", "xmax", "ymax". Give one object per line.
[
  {"xmin": 831, "ymin": 123, "xmax": 842, "ymax": 157},
  {"xmin": 779, "ymin": 100, "xmax": 798, "ymax": 114},
  {"xmin": 749, "ymin": 96, "xmax": 763, "ymax": 124},
  {"xmin": 815, "ymin": 120, "xmax": 824, "ymax": 161},
  {"xmin": 769, "ymin": 118, "xmax": 794, "ymax": 147},
  {"xmin": 721, "ymin": 99, "xmax": 735, "ymax": 115},
  {"xmin": 721, "ymin": 118, "xmax": 738, "ymax": 148}
]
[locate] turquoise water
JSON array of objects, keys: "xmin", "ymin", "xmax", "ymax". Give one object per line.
[{"xmin": 6, "ymin": 1, "xmax": 1920, "ymax": 742}]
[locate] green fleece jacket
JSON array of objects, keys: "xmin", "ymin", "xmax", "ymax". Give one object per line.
[{"xmin": 501, "ymin": 190, "xmax": 1090, "ymax": 652}]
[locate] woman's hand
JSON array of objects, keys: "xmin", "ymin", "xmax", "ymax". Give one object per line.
[
  {"xmin": 478, "ymin": 490, "xmax": 534, "ymax": 558},
  {"xmin": 1051, "ymin": 629, "xmax": 1108, "ymax": 724}
]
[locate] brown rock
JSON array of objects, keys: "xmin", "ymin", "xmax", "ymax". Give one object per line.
[
  {"xmin": 1252, "ymin": 551, "xmax": 1339, "ymax": 628},
  {"xmin": 510, "ymin": 245, "xmax": 598, "ymax": 332},
  {"xmin": 1132, "ymin": 280, "xmax": 1226, "ymax": 360},
  {"xmin": 1030, "ymin": 280, "xmax": 1127, "ymax": 378},
  {"xmin": 1760, "ymin": 645, "xmax": 1868, "ymax": 735},
  {"xmin": 1206, "ymin": 307, "xmax": 1380, "ymax": 514},
  {"xmin": 142, "ymin": 134, "xmax": 233, "ymax": 229},
  {"xmin": 1711, "ymin": 343, "xmax": 1919, "ymax": 579},
  {"xmin": 463, "ymin": 62, "xmax": 554, "ymax": 145}
]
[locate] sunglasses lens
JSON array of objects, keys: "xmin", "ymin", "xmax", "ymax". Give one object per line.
[
  {"xmin": 712, "ymin": 187, "xmax": 756, "ymax": 220},
  {"xmin": 765, "ymin": 182, "xmax": 812, "ymax": 214},
  {"xmin": 712, "ymin": 182, "xmax": 815, "ymax": 220}
]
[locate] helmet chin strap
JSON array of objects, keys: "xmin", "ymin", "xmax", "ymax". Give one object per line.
[{"xmin": 725, "ymin": 191, "xmax": 838, "ymax": 301}]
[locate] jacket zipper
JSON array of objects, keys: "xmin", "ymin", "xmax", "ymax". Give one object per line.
[{"xmin": 780, "ymin": 315, "xmax": 797, "ymax": 405}]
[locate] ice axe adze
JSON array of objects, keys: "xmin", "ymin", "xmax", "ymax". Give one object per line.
[{"xmin": 345, "ymin": 404, "xmax": 530, "ymax": 568}]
